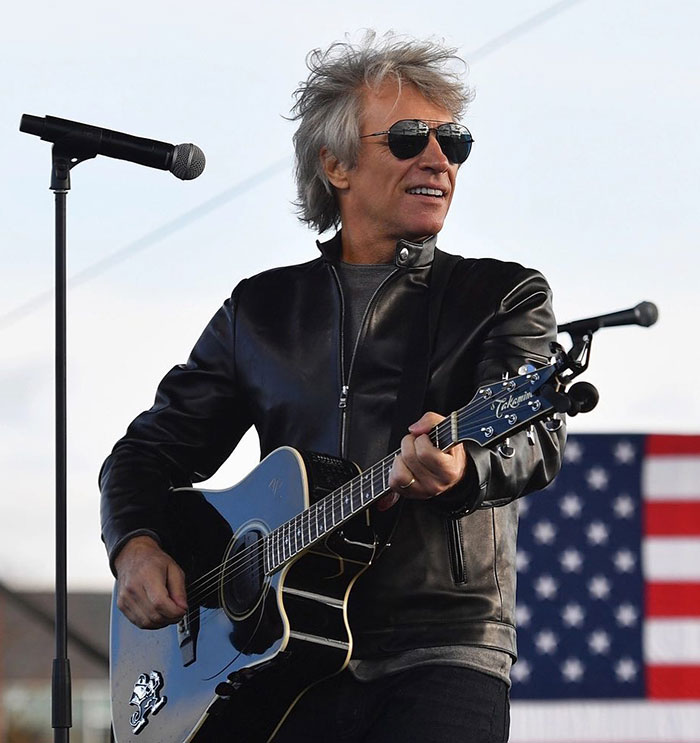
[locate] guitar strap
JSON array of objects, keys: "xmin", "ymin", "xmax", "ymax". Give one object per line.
[{"xmin": 374, "ymin": 250, "xmax": 463, "ymax": 550}]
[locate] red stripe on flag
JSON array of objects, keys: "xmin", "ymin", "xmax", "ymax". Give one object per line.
[
  {"xmin": 645, "ymin": 501, "xmax": 700, "ymax": 535},
  {"xmin": 646, "ymin": 434, "xmax": 700, "ymax": 455},
  {"xmin": 647, "ymin": 665, "xmax": 700, "ymax": 698},
  {"xmin": 646, "ymin": 582, "xmax": 700, "ymax": 616}
]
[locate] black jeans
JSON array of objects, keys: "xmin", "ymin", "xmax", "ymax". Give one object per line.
[{"xmin": 273, "ymin": 665, "xmax": 510, "ymax": 743}]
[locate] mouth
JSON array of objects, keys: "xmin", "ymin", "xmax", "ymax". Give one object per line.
[{"xmin": 406, "ymin": 186, "xmax": 446, "ymax": 198}]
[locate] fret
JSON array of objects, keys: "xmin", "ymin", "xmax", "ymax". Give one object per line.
[
  {"xmin": 362, "ymin": 471, "xmax": 372, "ymax": 505},
  {"xmin": 303, "ymin": 508, "xmax": 310, "ymax": 548},
  {"xmin": 293, "ymin": 515, "xmax": 302, "ymax": 555},
  {"xmin": 330, "ymin": 494, "xmax": 338, "ymax": 528},
  {"xmin": 342, "ymin": 483, "xmax": 353, "ymax": 516},
  {"xmin": 315, "ymin": 505, "xmax": 321, "ymax": 541},
  {"xmin": 283, "ymin": 521, "xmax": 291, "ymax": 562},
  {"xmin": 309, "ymin": 506, "xmax": 317, "ymax": 544},
  {"xmin": 298, "ymin": 511, "xmax": 305, "ymax": 550}
]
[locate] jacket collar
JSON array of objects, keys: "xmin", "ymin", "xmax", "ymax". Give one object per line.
[{"xmin": 316, "ymin": 231, "xmax": 436, "ymax": 268}]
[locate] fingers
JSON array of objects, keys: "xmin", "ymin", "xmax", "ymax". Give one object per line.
[
  {"xmin": 115, "ymin": 536, "xmax": 188, "ymax": 629},
  {"xmin": 387, "ymin": 412, "xmax": 467, "ymax": 501}
]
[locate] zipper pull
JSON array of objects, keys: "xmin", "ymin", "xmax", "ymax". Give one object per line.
[{"xmin": 339, "ymin": 385, "xmax": 349, "ymax": 409}]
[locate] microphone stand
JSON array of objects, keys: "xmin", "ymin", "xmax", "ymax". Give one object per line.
[{"xmin": 49, "ymin": 144, "xmax": 96, "ymax": 743}]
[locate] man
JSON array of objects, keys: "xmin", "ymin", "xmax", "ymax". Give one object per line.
[{"xmin": 101, "ymin": 35, "xmax": 565, "ymax": 742}]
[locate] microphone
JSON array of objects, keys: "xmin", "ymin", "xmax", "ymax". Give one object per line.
[
  {"xmin": 558, "ymin": 301, "xmax": 658, "ymax": 335},
  {"xmin": 19, "ymin": 114, "xmax": 205, "ymax": 180}
]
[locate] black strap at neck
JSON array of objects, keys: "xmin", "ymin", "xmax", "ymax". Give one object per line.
[
  {"xmin": 388, "ymin": 250, "xmax": 463, "ymax": 451},
  {"xmin": 372, "ymin": 250, "xmax": 462, "ymax": 551}
]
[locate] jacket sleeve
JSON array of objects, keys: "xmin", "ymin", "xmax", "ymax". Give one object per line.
[
  {"xmin": 433, "ymin": 266, "xmax": 566, "ymax": 517},
  {"xmin": 99, "ymin": 281, "xmax": 253, "ymax": 572}
]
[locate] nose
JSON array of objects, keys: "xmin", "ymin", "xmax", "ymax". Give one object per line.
[{"xmin": 417, "ymin": 129, "xmax": 449, "ymax": 172}]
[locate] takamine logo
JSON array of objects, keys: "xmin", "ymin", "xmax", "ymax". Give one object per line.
[{"xmin": 493, "ymin": 391, "xmax": 533, "ymax": 418}]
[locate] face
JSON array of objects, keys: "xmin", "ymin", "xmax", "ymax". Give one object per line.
[{"xmin": 328, "ymin": 81, "xmax": 461, "ymax": 250}]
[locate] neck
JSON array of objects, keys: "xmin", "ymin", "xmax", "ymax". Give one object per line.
[
  {"xmin": 339, "ymin": 226, "xmax": 434, "ymax": 265},
  {"xmin": 339, "ymin": 226, "xmax": 394, "ymax": 264}
]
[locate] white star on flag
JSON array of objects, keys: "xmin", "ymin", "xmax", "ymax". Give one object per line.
[
  {"xmin": 613, "ymin": 440, "xmax": 637, "ymax": 464},
  {"xmin": 559, "ymin": 493, "xmax": 583, "ymax": 518},
  {"xmin": 533, "ymin": 520, "xmax": 557, "ymax": 545},
  {"xmin": 515, "ymin": 604, "xmax": 533, "ymax": 627},
  {"xmin": 614, "ymin": 603, "xmax": 639, "ymax": 627},
  {"xmin": 516, "ymin": 550, "xmax": 531, "ymax": 572},
  {"xmin": 588, "ymin": 630, "xmax": 611, "ymax": 654},
  {"xmin": 588, "ymin": 575, "xmax": 612, "ymax": 599},
  {"xmin": 534, "ymin": 574, "xmax": 558, "ymax": 599},
  {"xmin": 561, "ymin": 602, "xmax": 586, "ymax": 628},
  {"xmin": 511, "ymin": 659, "xmax": 531, "ymax": 682},
  {"xmin": 612, "ymin": 493, "xmax": 635, "ymax": 518},
  {"xmin": 561, "ymin": 657, "xmax": 585, "ymax": 682},
  {"xmin": 612, "ymin": 549, "xmax": 636, "ymax": 573},
  {"xmin": 614, "ymin": 657, "xmax": 639, "ymax": 682},
  {"xmin": 586, "ymin": 466, "xmax": 609, "ymax": 490},
  {"xmin": 586, "ymin": 521, "xmax": 609, "ymax": 545},
  {"xmin": 563, "ymin": 439, "xmax": 583, "ymax": 464},
  {"xmin": 559, "ymin": 548, "xmax": 584, "ymax": 572},
  {"xmin": 535, "ymin": 630, "xmax": 559, "ymax": 654}
]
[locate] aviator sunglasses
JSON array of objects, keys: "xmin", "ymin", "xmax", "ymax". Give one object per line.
[{"xmin": 359, "ymin": 119, "xmax": 474, "ymax": 164}]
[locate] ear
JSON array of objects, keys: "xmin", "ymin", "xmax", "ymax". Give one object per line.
[{"xmin": 320, "ymin": 147, "xmax": 350, "ymax": 191}]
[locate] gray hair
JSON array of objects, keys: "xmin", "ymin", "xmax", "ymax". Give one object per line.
[{"xmin": 290, "ymin": 32, "xmax": 474, "ymax": 234}]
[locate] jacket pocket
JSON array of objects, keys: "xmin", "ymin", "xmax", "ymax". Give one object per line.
[{"xmin": 446, "ymin": 517, "xmax": 467, "ymax": 584}]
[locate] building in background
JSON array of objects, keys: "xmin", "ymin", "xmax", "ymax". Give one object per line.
[{"xmin": 0, "ymin": 587, "xmax": 111, "ymax": 743}]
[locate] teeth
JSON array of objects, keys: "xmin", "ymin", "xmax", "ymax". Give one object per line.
[{"xmin": 407, "ymin": 187, "xmax": 444, "ymax": 197}]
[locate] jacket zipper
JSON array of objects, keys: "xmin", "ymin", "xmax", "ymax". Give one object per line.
[
  {"xmin": 446, "ymin": 518, "xmax": 467, "ymax": 584},
  {"xmin": 329, "ymin": 264, "xmax": 399, "ymax": 458}
]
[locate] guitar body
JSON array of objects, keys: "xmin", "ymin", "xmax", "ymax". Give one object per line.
[{"xmin": 110, "ymin": 447, "xmax": 373, "ymax": 743}]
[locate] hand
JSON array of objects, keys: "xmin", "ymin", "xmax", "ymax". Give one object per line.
[
  {"xmin": 380, "ymin": 412, "xmax": 468, "ymax": 511},
  {"xmin": 114, "ymin": 535, "xmax": 188, "ymax": 629}
]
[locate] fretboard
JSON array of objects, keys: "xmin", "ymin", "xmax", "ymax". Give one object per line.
[{"xmin": 263, "ymin": 415, "xmax": 457, "ymax": 574}]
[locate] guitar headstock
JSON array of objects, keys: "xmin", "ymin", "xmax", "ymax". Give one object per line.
[{"xmin": 456, "ymin": 364, "xmax": 560, "ymax": 448}]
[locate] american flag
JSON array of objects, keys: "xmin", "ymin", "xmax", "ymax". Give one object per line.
[{"xmin": 510, "ymin": 434, "xmax": 700, "ymax": 742}]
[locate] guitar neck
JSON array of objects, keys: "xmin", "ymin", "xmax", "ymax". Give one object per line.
[
  {"xmin": 263, "ymin": 418, "xmax": 457, "ymax": 574},
  {"xmin": 263, "ymin": 362, "xmax": 557, "ymax": 575}
]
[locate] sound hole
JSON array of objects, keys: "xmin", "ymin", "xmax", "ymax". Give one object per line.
[{"xmin": 221, "ymin": 527, "xmax": 267, "ymax": 618}]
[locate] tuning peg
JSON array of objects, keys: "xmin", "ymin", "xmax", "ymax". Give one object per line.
[
  {"xmin": 544, "ymin": 414, "xmax": 563, "ymax": 432},
  {"xmin": 497, "ymin": 440, "xmax": 515, "ymax": 458}
]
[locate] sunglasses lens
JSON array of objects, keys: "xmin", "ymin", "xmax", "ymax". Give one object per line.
[
  {"xmin": 437, "ymin": 124, "xmax": 473, "ymax": 164},
  {"xmin": 385, "ymin": 121, "xmax": 473, "ymax": 163},
  {"xmin": 387, "ymin": 120, "xmax": 429, "ymax": 159}
]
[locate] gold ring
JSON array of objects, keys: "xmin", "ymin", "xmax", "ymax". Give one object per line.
[{"xmin": 399, "ymin": 477, "xmax": 416, "ymax": 490}]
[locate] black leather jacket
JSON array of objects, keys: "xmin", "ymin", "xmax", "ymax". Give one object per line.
[{"xmin": 100, "ymin": 234, "xmax": 565, "ymax": 659}]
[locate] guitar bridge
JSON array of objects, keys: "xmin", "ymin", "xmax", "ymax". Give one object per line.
[{"xmin": 177, "ymin": 607, "xmax": 199, "ymax": 667}]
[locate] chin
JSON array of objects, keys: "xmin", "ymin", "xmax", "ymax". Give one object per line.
[{"xmin": 403, "ymin": 221, "xmax": 445, "ymax": 241}]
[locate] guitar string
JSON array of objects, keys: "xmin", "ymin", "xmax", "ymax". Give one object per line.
[{"xmin": 183, "ymin": 371, "xmax": 552, "ymax": 608}]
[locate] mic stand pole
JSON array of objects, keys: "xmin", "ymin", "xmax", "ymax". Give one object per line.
[
  {"xmin": 51, "ymin": 147, "xmax": 72, "ymax": 743},
  {"xmin": 49, "ymin": 143, "xmax": 95, "ymax": 743}
]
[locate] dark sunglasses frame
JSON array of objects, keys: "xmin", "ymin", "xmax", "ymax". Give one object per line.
[{"xmin": 359, "ymin": 119, "xmax": 474, "ymax": 164}]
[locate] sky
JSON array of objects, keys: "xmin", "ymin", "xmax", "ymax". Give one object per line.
[{"xmin": 1, "ymin": 0, "xmax": 698, "ymax": 592}]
